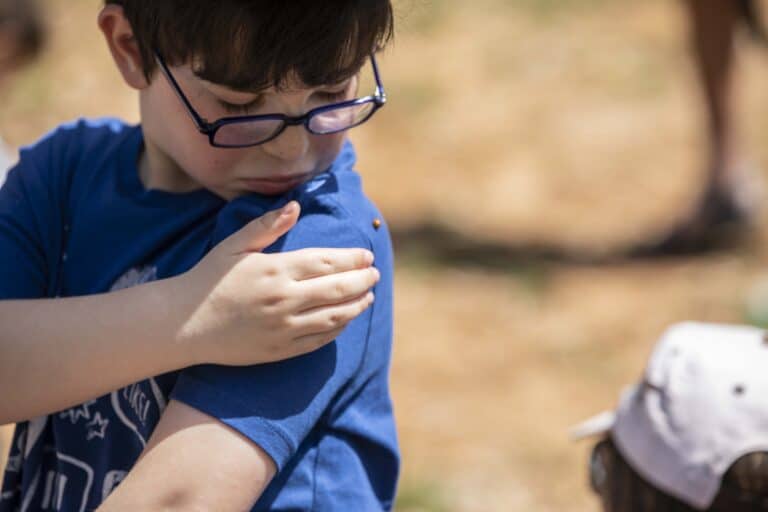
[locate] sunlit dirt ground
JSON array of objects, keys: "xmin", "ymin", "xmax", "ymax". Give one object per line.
[{"xmin": 2, "ymin": 1, "xmax": 768, "ymax": 510}]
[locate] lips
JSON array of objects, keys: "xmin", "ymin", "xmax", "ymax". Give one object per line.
[{"xmin": 239, "ymin": 172, "xmax": 313, "ymax": 195}]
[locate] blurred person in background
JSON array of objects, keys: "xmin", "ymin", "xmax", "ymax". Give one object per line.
[
  {"xmin": 0, "ymin": 0, "xmax": 42, "ymax": 467},
  {"xmin": 0, "ymin": 0, "xmax": 43, "ymax": 181},
  {"xmin": 572, "ymin": 323, "xmax": 768, "ymax": 511},
  {"xmin": 642, "ymin": 0, "xmax": 766, "ymax": 254}
]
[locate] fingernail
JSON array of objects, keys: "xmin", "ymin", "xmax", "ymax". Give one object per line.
[
  {"xmin": 280, "ymin": 201, "xmax": 297, "ymax": 217},
  {"xmin": 364, "ymin": 250, "xmax": 374, "ymax": 264},
  {"xmin": 371, "ymin": 267, "xmax": 380, "ymax": 281}
]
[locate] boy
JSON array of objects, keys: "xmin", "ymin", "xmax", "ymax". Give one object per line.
[
  {"xmin": 572, "ymin": 323, "xmax": 768, "ymax": 511},
  {"xmin": 0, "ymin": 1, "xmax": 398, "ymax": 510}
]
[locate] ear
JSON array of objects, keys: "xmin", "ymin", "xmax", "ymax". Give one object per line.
[{"xmin": 97, "ymin": 4, "xmax": 149, "ymax": 90}]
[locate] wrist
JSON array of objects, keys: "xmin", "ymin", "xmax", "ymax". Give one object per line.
[{"xmin": 148, "ymin": 274, "xmax": 204, "ymax": 368}]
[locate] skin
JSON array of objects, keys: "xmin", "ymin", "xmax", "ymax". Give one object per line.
[
  {"xmin": 112, "ymin": 24, "xmax": 358, "ymax": 199},
  {"xmin": 99, "ymin": 400, "xmax": 277, "ymax": 512},
  {"xmin": 685, "ymin": 0, "xmax": 740, "ymax": 188},
  {"xmin": 96, "ymin": 5, "xmax": 375, "ymax": 510}
]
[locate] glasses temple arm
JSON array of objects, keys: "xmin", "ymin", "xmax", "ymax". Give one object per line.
[
  {"xmin": 370, "ymin": 53, "xmax": 386, "ymax": 100},
  {"xmin": 154, "ymin": 52, "xmax": 211, "ymax": 132}
]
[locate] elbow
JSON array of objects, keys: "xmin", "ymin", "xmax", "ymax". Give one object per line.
[
  {"xmin": 0, "ymin": 407, "xmax": 20, "ymax": 427},
  {"xmin": 154, "ymin": 490, "xmax": 200, "ymax": 512},
  {"xmin": 98, "ymin": 487, "xmax": 204, "ymax": 512}
]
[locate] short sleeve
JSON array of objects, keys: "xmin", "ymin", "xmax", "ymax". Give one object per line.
[
  {"xmin": 0, "ymin": 146, "xmax": 66, "ymax": 299},
  {"xmin": 171, "ymin": 194, "xmax": 375, "ymax": 470}
]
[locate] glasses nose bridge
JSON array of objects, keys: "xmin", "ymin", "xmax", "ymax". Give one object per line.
[{"xmin": 283, "ymin": 113, "xmax": 311, "ymax": 128}]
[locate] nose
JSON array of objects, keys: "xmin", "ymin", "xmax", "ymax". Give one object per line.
[{"xmin": 261, "ymin": 123, "xmax": 310, "ymax": 162}]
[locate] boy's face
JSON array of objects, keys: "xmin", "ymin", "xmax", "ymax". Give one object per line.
[
  {"xmin": 140, "ymin": 63, "xmax": 356, "ymax": 200},
  {"xmin": 99, "ymin": 4, "xmax": 360, "ymax": 200}
]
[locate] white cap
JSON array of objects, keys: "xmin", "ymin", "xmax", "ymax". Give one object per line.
[{"xmin": 571, "ymin": 322, "xmax": 768, "ymax": 510}]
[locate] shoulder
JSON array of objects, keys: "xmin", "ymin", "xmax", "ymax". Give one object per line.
[
  {"xmin": 13, "ymin": 117, "xmax": 138, "ymax": 188},
  {"xmin": 213, "ymin": 140, "xmax": 392, "ymax": 264},
  {"xmin": 19, "ymin": 117, "xmax": 136, "ymax": 161},
  {"xmin": 284, "ymin": 141, "xmax": 389, "ymax": 254}
]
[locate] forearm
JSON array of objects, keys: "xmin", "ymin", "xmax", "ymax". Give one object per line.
[
  {"xmin": 0, "ymin": 276, "xmax": 195, "ymax": 424},
  {"xmin": 96, "ymin": 401, "xmax": 274, "ymax": 512}
]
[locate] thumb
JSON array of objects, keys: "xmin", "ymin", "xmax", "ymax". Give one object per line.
[{"xmin": 224, "ymin": 201, "xmax": 301, "ymax": 254}]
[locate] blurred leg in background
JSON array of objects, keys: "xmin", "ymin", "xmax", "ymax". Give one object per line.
[{"xmin": 642, "ymin": 0, "xmax": 765, "ymax": 254}]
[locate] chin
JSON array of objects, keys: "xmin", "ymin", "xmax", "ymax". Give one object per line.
[{"xmin": 216, "ymin": 187, "xmax": 243, "ymax": 201}]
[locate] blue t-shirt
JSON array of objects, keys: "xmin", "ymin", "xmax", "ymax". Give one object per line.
[{"xmin": 0, "ymin": 118, "xmax": 399, "ymax": 511}]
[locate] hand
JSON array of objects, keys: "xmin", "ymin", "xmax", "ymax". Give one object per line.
[{"xmin": 170, "ymin": 201, "xmax": 379, "ymax": 366}]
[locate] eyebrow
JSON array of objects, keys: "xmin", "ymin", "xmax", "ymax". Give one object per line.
[
  {"xmin": 201, "ymin": 72, "xmax": 356, "ymax": 103},
  {"xmin": 324, "ymin": 76, "xmax": 355, "ymax": 87}
]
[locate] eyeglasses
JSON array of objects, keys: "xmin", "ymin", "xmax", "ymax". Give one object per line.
[{"xmin": 155, "ymin": 52, "xmax": 387, "ymax": 148}]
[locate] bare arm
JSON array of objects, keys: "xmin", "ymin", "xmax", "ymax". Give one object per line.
[
  {"xmin": 0, "ymin": 202, "xmax": 378, "ymax": 425},
  {"xmin": 96, "ymin": 400, "xmax": 275, "ymax": 511},
  {"xmin": 0, "ymin": 277, "xmax": 196, "ymax": 425}
]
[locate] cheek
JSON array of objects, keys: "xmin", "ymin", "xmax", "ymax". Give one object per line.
[
  {"xmin": 180, "ymin": 144, "xmax": 247, "ymax": 181},
  {"xmin": 146, "ymin": 89, "xmax": 246, "ymax": 177},
  {"xmin": 311, "ymin": 133, "xmax": 346, "ymax": 169}
]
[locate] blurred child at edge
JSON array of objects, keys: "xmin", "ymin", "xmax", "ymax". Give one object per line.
[{"xmin": 572, "ymin": 323, "xmax": 768, "ymax": 511}]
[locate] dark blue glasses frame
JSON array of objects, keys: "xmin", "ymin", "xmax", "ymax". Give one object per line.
[{"xmin": 155, "ymin": 51, "xmax": 387, "ymax": 148}]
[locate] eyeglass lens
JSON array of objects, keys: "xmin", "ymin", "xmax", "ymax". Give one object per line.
[
  {"xmin": 308, "ymin": 102, "xmax": 377, "ymax": 134},
  {"xmin": 213, "ymin": 100, "xmax": 378, "ymax": 146}
]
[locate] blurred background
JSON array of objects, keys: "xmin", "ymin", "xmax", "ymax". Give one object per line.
[{"xmin": 1, "ymin": 0, "xmax": 768, "ymax": 510}]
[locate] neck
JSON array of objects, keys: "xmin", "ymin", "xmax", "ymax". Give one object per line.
[{"xmin": 138, "ymin": 138, "xmax": 200, "ymax": 193}]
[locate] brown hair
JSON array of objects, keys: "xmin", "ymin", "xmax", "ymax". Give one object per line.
[
  {"xmin": 104, "ymin": 0, "xmax": 394, "ymax": 92},
  {"xmin": 590, "ymin": 438, "xmax": 768, "ymax": 511}
]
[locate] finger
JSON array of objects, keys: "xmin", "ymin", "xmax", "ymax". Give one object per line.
[
  {"xmin": 291, "ymin": 291, "xmax": 375, "ymax": 338},
  {"xmin": 295, "ymin": 267, "xmax": 380, "ymax": 311},
  {"xmin": 285, "ymin": 247, "xmax": 374, "ymax": 281},
  {"xmin": 260, "ymin": 326, "xmax": 344, "ymax": 363},
  {"xmin": 221, "ymin": 201, "xmax": 301, "ymax": 254},
  {"xmin": 289, "ymin": 326, "xmax": 346, "ymax": 355}
]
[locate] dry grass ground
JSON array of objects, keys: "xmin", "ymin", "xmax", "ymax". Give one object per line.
[{"xmin": 2, "ymin": 0, "xmax": 768, "ymax": 511}]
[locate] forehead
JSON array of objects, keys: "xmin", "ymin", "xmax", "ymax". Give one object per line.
[
  {"xmin": 185, "ymin": 51, "xmax": 364, "ymax": 94},
  {"xmin": 192, "ymin": 65, "xmax": 355, "ymax": 98}
]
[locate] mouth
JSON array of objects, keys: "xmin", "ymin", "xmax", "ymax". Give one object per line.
[{"xmin": 239, "ymin": 172, "xmax": 314, "ymax": 195}]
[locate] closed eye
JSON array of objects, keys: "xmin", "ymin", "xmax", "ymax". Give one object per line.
[
  {"xmin": 219, "ymin": 97, "xmax": 263, "ymax": 115},
  {"xmin": 315, "ymin": 78, "xmax": 356, "ymax": 103},
  {"xmin": 315, "ymin": 89, "xmax": 351, "ymax": 103}
]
